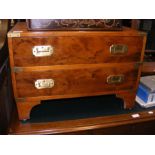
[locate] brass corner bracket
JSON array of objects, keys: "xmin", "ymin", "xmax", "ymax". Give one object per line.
[
  {"xmin": 7, "ymin": 31, "xmax": 21, "ymax": 38},
  {"xmin": 135, "ymin": 61, "xmax": 143, "ymax": 69},
  {"xmin": 15, "ymin": 98, "xmax": 26, "ymax": 102},
  {"xmin": 13, "ymin": 67, "xmax": 23, "ymax": 73}
]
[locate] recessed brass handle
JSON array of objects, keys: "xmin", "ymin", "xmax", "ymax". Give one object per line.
[
  {"xmin": 110, "ymin": 44, "xmax": 128, "ymax": 55},
  {"xmin": 35, "ymin": 79, "xmax": 54, "ymax": 89},
  {"xmin": 32, "ymin": 45, "xmax": 53, "ymax": 57},
  {"xmin": 107, "ymin": 75, "xmax": 124, "ymax": 84}
]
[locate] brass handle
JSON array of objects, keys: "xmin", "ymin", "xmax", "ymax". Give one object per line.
[
  {"xmin": 107, "ymin": 75, "xmax": 124, "ymax": 84},
  {"xmin": 35, "ymin": 79, "xmax": 54, "ymax": 89},
  {"xmin": 110, "ymin": 44, "xmax": 128, "ymax": 55},
  {"xmin": 32, "ymin": 45, "xmax": 53, "ymax": 57}
]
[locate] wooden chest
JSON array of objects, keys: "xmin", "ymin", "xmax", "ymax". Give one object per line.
[{"xmin": 8, "ymin": 22, "xmax": 146, "ymax": 121}]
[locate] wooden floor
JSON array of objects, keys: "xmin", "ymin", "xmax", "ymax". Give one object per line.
[{"xmin": 9, "ymin": 103, "xmax": 155, "ymax": 135}]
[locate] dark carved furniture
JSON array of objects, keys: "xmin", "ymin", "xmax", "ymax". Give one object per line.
[
  {"xmin": 27, "ymin": 19, "xmax": 122, "ymax": 31},
  {"xmin": 0, "ymin": 19, "xmax": 14, "ymax": 134}
]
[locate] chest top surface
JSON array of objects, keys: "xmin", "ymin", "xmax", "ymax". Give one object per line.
[{"xmin": 8, "ymin": 22, "xmax": 147, "ymax": 38}]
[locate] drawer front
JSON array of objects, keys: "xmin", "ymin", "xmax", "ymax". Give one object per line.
[
  {"xmin": 12, "ymin": 36, "xmax": 143, "ymax": 67},
  {"xmin": 15, "ymin": 64, "xmax": 138, "ymax": 98}
]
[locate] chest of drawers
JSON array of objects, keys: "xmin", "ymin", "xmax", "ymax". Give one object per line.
[{"xmin": 8, "ymin": 22, "xmax": 146, "ymax": 121}]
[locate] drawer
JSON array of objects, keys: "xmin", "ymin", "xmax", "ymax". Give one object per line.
[
  {"xmin": 15, "ymin": 63, "xmax": 139, "ymax": 98},
  {"xmin": 12, "ymin": 36, "xmax": 143, "ymax": 67}
]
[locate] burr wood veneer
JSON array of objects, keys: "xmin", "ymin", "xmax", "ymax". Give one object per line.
[{"xmin": 8, "ymin": 22, "xmax": 146, "ymax": 121}]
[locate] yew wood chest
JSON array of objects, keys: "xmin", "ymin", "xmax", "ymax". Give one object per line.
[{"xmin": 8, "ymin": 22, "xmax": 146, "ymax": 121}]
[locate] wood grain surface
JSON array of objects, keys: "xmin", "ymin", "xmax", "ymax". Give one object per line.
[
  {"xmin": 12, "ymin": 36, "xmax": 143, "ymax": 66},
  {"xmin": 15, "ymin": 63, "xmax": 138, "ymax": 98},
  {"xmin": 9, "ymin": 106, "xmax": 155, "ymax": 135}
]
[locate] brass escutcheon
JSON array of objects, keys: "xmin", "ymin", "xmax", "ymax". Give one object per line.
[
  {"xmin": 110, "ymin": 44, "xmax": 128, "ymax": 55},
  {"xmin": 32, "ymin": 45, "xmax": 53, "ymax": 57}
]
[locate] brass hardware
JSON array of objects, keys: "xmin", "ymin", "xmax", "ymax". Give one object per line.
[
  {"xmin": 16, "ymin": 98, "xmax": 26, "ymax": 102},
  {"xmin": 13, "ymin": 67, "xmax": 23, "ymax": 73},
  {"xmin": 11, "ymin": 19, "xmax": 15, "ymax": 27},
  {"xmin": 134, "ymin": 62, "xmax": 143, "ymax": 69},
  {"xmin": 7, "ymin": 31, "xmax": 21, "ymax": 38},
  {"xmin": 110, "ymin": 44, "xmax": 128, "ymax": 55},
  {"xmin": 35, "ymin": 79, "xmax": 54, "ymax": 89},
  {"xmin": 107, "ymin": 75, "xmax": 124, "ymax": 84},
  {"xmin": 138, "ymin": 31, "xmax": 147, "ymax": 36},
  {"xmin": 32, "ymin": 45, "xmax": 53, "ymax": 57}
]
